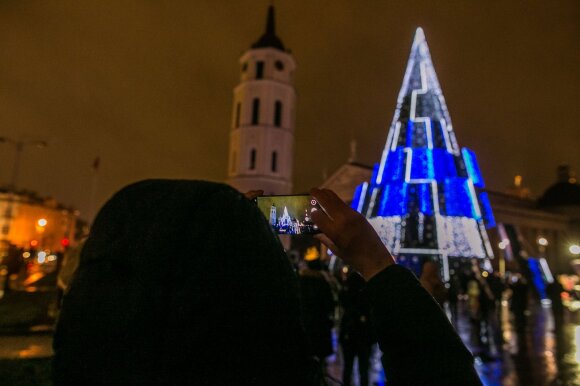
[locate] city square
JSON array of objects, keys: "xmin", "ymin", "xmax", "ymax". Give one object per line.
[{"xmin": 0, "ymin": 1, "xmax": 579, "ymax": 385}]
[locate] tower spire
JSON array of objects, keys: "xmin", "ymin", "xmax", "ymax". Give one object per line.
[
  {"xmin": 266, "ymin": 5, "xmax": 275, "ymax": 35},
  {"xmin": 252, "ymin": 6, "xmax": 285, "ymax": 51}
]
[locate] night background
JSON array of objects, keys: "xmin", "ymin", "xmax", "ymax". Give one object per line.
[
  {"xmin": 1, "ymin": 1, "xmax": 580, "ymax": 385},
  {"xmin": 0, "ymin": 0, "xmax": 578, "ymax": 218}
]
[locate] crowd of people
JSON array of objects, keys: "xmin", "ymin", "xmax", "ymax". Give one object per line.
[
  {"xmin": 295, "ymin": 255, "xmax": 521, "ymax": 383},
  {"xmin": 295, "ymin": 244, "xmax": 566, "ymax": 384},
  {"xmin": 295, "ymin": 256, "xmax": 375, "ymax": 386}
]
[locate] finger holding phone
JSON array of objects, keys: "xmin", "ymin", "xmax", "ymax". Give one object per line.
[{"xmin": 310, "ymin": 188, "xmax": 395, "ymax": 281}]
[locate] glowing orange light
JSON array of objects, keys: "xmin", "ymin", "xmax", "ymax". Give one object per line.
[{"xmin": 30, "ymin": 240, "xmax": 39, "ymax": 247}]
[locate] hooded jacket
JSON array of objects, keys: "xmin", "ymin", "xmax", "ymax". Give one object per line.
[{"xmin": 53, "ymin": 180, "xmax": 315, "ymax": 385}]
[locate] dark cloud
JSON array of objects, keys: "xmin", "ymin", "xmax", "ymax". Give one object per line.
[{"xmin": 0, "ymin": 0, "xmax": 578, "ymax": 218}]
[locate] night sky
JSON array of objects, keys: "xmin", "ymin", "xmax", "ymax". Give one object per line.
[{"xmin": 0, "ymin": 1, "xmax": 578, "ymax": 219}]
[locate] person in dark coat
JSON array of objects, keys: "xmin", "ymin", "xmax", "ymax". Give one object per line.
[
  {"xmin": 311, "ymin": 188, "xmax": 482, "ymax": 385},
  {"xmin": 299, "ymin": 258, "xmax": 336, "ymax": 363},
  {"xmin": 53, "ymin": 180, "xmax": 315, "ymax": 385},
  {"xmin": 339, "ymin": 271, "xmax": 375, "ymax": 386},
  {"xmin": 546, "ymin": 279, "xmax": 565, "ymax": 328},
  {"xmin": 447, "ymin": 275, "xmax": 461, "ymax": 326},
  {"xmin": 53, "ymin": 181, "xmax": 482, "ymax": 385},
  {"xmin": 510, "ymin": 274, "xmax": 529, "ymax": 332}
]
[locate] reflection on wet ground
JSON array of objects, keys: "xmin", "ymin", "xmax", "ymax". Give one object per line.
[
  {"xmin": 327, "ymin": 302, "xmax": 579, "ymax": 386},
  {"xmin": 0, "ymin": 334, "xmax": 53, "ymax": 359},
  {"xmin": 468, "ymin": 304, "xmax": 579, "ymax": 386}
]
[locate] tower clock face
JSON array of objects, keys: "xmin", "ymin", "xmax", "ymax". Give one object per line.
[{"xmin": 275, "ymin": 60, "xmax": 284, "ymax": 71}]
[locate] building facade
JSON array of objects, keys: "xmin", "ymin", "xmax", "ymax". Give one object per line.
[
  {"xmin": 487, "ymin": 167, "xmax": 580, "ymax": 276},
  {"xmin": 0, "ymin": 190, "xmax": 79, "ymax": 254}
]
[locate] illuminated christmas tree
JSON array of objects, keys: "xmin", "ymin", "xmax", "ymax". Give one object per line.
[{"xmin": 352, "ymin": 28, "xmax": 495, "ymax": 280}]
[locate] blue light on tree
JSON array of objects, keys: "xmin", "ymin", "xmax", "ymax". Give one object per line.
[{"xmin": 352, "ymin": 28, "xmax": 495, "ymax": 280}]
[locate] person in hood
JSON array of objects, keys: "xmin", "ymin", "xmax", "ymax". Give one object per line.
[{"xmin": 53, "ymin": 180, "xmax": 482, "ymax": 385}]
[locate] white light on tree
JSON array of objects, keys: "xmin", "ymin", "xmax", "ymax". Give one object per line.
[
  {"xmin": 37, "ymin": 218, "xmax": 48, "ymax": 227},
  {"xmin": 498, "ymin": 239, "xmax": 509, "ymax": 250},
  {"xmin": 570, "ymin": 245, "xmax": 580, "ymax": 255},
  {"xmin": 538, "ymin": 237, "xmax": 548, "ymax": 246}
]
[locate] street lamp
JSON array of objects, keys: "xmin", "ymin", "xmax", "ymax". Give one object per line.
[
  {"xmin": 0, "ymin": 137, "xmax": 48, "ymax": 190},
  {"xmin": 570, "ymin": 245, "xmax": 580, "ymax": 256},
  {"xmin": 538, "ymin": 237, "xmax": 549, "ymax": 247}
]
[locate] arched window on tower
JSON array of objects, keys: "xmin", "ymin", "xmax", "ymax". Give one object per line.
[
  {"xmin": 252, "ymin": 98, "xmax": 260, "ymax": 125},
  {"xmin": 250, "ymin": 149, "xmax": 257, "ymax": 170},
  {"xmin": 271, "ymin": 151, "xmax": 278, "ymax": 172},
  {"xmin": 235, "ymin": 102, "xmax": 241, "ymax": 127},
  {"xmin": 256, "ymin": 61, "xmax": 264, "ymax": 79},
  {"xmin": 274, "ymin": 101, "xmax": 282, "ymax": 127}
]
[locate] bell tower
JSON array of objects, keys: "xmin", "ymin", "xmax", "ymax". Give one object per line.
[{"xmin": 227, "ymin": 6, "xmax": 296, "ymax": 194}]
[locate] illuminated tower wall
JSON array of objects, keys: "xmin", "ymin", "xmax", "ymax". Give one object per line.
[
  {"xmin": 227, "ymin": 6, "xmax": 296, "ymax": 195},
  {"xmin": 352, "ymin": 28, "xmax": 495, "ymax": 280}
]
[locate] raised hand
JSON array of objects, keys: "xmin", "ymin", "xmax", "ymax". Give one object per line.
[{"xmin": 310, "ymin": 188, "xmax": 395, "ymax": 280}]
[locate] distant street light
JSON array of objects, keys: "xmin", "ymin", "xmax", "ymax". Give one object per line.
[
  {"xmin": 538, "ymin": 237, "xmax": 549, "ymax": 247},
  {"xmin": 0, "ymin": 137, "xmax": 48, "ymax": 189}
]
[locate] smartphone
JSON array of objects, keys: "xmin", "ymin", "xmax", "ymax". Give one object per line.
[{"xmin": 255, "ymin": 194, "xmax": 321, "ymax": 235}]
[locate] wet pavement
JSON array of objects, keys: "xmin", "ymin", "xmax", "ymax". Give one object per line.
[
  {"xmin": 0, "ymin": 302, "xmax": 578, "ymax": 385},
  {"xmin": 470, "ymin": 304, "xmax": 580, "ymax": 386}
]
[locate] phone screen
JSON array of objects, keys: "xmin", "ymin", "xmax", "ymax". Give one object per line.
[{"xmin": 256, "ymin": 195, "xmax": 321, "ymax": 235}]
